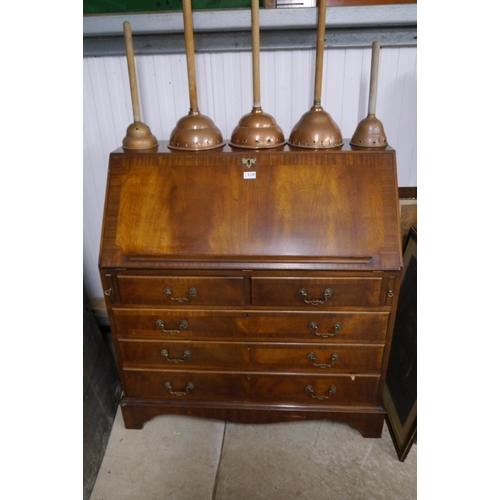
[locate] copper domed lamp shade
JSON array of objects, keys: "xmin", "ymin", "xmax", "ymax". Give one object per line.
[
  {"xmin": 230, "ymin": 0, "xmax": 285, "ymax": 149},
  {"xmin": 288, "ymin": 0, "xmax": 342, "ymax": 149},
  {"xmin": 122, "ymin": 22, "xmax": 158, "ymax": 150},
  {"xmin": 350, "ymin": 42, "xmax": 387, "ymax": 148},
  {"xmin": 169, "ymin": 0, "xmax": 225, "ymax": 151}
]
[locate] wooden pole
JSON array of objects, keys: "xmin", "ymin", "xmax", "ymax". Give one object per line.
[
  {"xmin": 182, "ymin": 0, "xmax": 199, "ymax": 111},
  {"xmin": 368, "ymin": 42, "xmax": 381, "ymax": 115},
  {"xmin": 123, "ymin": 21, "xmax": 141, "ymax": 122},
  {"xmin": 313, "ymin": 0, "xmax": 326, "ymax": 106},
  {"xmin": 251, "ymin": 0, "xmax": 261, "ymax": 108}
]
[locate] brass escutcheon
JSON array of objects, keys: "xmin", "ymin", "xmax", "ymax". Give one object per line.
[{"xmin": 241, "ymin": 158, "xmax": 257, "ymax": 168}]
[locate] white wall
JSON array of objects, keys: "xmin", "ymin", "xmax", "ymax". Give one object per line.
[{"xmin": 83, "ymin": 45, "xmax": 417, "ymax": 299}]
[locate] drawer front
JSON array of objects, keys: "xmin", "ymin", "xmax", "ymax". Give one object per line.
[
  {"xmin": 251, "ymin": 277, "xmax": 383, "ymax": 308},
  {"xmin": 112, "ymin": 308, "xmax": 389, "ymax": 343},
  {"xmin": 115, "ymin": 275, "xmax": 244, "ymax": 306},
  {"xmin": 118, "ymin": 340, "xmax": 384, "ymax": 373},
  {"xmin": 122, "ymin": 369, "xmax": 380, "ymax": 406}
]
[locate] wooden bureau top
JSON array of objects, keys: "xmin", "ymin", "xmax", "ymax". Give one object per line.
[{"xmin": 99, "ymin": 142, "xmax": 402, "ymax": 271}]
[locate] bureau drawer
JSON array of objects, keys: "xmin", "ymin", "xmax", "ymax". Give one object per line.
[
  {"xmin": 112, "ymin": 308, "xmax": 389, "ymax": 343},
  {"xmin": 251, "ymin": 277, "xmax": 383, "ymax": 308},
  {"xmin": 115, "ymin": 275, "xmax": 244, "ymax": 306},
  {"xmin": 122, "ymin": 369, "xmax": 380, "ymax": 406},
  {"xmin": 118, "ymin": 340, "xmax": 384, "ymax": 373}
]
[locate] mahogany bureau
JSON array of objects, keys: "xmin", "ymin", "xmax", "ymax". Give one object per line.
[{"xmin": 99, "ymin": 142, "xmax": 403, "ymax": 438}]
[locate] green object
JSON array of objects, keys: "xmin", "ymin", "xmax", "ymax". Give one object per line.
[{"xmin": 84, "ymin": 1, "xmax": 256, "ymax": 15}]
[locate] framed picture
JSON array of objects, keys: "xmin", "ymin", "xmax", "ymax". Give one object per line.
[{"xmin": 383, "ymin": 226, "xmax": 417, "ymax": 461}]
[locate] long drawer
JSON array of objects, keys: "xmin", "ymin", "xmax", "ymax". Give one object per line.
[
  {"xmin": 118, "ymin": 339, "xmax": 384, "ymax": 373},
  {"xmin": 122, "ymin": 369, "xmax": 380, "ymax": 406},
  {"xmin": 251, "ymin": 277, "xmax": 384, "ymax": 308},
  {"xmin": 112, "ymin": 308, "xmax": 389, "ymax": 343},
  {"xmin": 115, "ymin": 275, "xmax": 245, "ymax": 306}
]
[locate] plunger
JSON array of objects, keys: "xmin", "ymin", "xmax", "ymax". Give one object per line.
[
  {"xmin": 350, "ymin": 42, "xmax": 387, "ymax": 148},
  {"xmin": 122, "ymin": 21, "xmax": 158, "ymax": 150},
  {"xmin": 229, "ymin": 0, "xmax": 285, "ymax": 149},
  {"xmin": 288, "ymin": 0, "xmax": 342, "ymax": 149},
  {"xmin": 169, "ymin": 0, "xmax": 225, "ymax": 151}
]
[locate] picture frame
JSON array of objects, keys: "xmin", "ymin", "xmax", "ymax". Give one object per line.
[{"xmin": 383, "ymin": 226, "xmax": 417, "ymax": 461}]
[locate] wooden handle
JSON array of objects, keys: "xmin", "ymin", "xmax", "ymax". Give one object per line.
[
  {"xmin": 368, "ymin": 42, "xmax": 381, "ymax": 115},
  {"xmin": 313, "ymin": 0, "xmax": 326, "ymax": 105},
  {"xmin": 182, "ymin": 0, "xmax": 198, "ymax": 111},
  {"xmin": 123, "ymin": 21, "xmax": 141, "ymax": 122},
  {"xmin": 251, "ymin": 0, "xmax": 261, "ymax": 108}
]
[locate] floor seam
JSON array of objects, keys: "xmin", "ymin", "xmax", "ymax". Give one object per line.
[{"xmin": 211, "ymin": 421, "xmax": 227, "ymax": 500}]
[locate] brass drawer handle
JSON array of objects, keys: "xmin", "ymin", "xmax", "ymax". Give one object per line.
[
  {"xmin": 298, "ymin": 287, "xmax": 332, "ymax": 305},
  {"xmin": 164, "ymin": 286, "xmax": 197, "ymax": 302},
  {"xmin": 308, "ymin": 321, "xmax": 342, "ymax": 338},
  {"xmin": 307, "ymin": 352, "xmax": 339, "ymax": 368},
  {"xmin": 160, "ymin": 349, "xmax": 191, "ymax": 363},
  {"xmin": 305, "ymin": 385, "xmax": 336, "ymax": 400},
  {"xmin": 164, "ymin": 381, "xmax": 194, "ymax": 396},
  {"xmin": 156, "ymin": 319, "xmax": 189, "ymax": 334}
]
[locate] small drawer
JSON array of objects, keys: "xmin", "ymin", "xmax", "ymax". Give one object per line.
[
  {"xmin": 118, "ymin": 339, "xmax": 384, "ymax": 373},
  {"xmin": 251, "ymin": 277, "xmax": 383, "ymax": 308},
  {"xmin": 122, "ymin": 369, "xmax": 380, "ymax": 406},
  {"xmin": 115, "ymin": 275, "xmax": 244, "ymax": 306},
  {"xmin": 112, "ymin": 308, "xmax": 389, "ymax": 343}
]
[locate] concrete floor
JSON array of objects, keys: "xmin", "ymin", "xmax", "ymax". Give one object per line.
[{"xmin": 90, "ymin": 409, "xmax": 416, "ymax": 500}]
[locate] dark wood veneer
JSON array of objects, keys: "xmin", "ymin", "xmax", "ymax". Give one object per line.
[{"xmin": 100, "ymin": 141, "xmax": 402, "ymax": 437}]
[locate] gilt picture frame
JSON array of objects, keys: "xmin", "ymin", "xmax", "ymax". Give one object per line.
[{"xmin": 383, "ymin": 226, "xmax": 417, "ymax": 461}]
